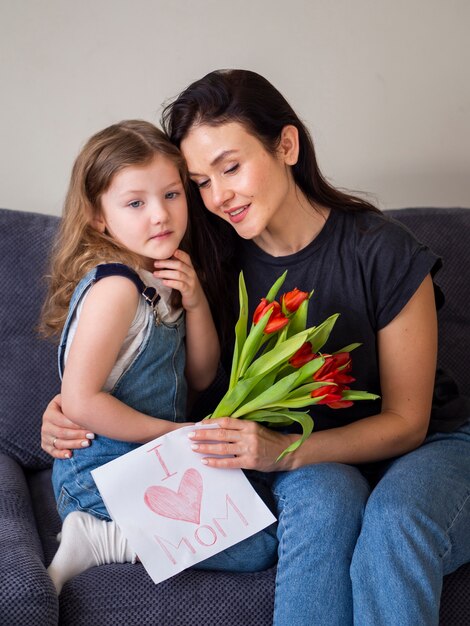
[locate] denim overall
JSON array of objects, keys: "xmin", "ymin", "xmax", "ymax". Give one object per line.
[{"xmin": 52, "ymin": 263, "xmax": 187, "ymax": 521}]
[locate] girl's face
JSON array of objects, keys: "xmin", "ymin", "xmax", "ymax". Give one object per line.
[
  {"xmin": 95, "ymin": 155, "xmax": 188, "ymax": 270},
  {"xmin": 180, "ymin": 121, "xmax": 299, "ymax": 244}
]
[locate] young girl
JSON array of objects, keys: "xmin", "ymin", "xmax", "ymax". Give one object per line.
[{"xmin": 40, "ymin": 120, "xmax": 221, "ymax": 593}]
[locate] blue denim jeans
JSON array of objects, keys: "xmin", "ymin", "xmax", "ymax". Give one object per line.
[
  {"xmin": 270, "ymin": 420, "xmax": 470, "ymax": 626},
  {"xmin": 194, "ymin": 470, "xmax": 278, "ymax": 573},
  {"xmin": 194, "ymin": 522, "xmax": 278, "ymax": 573}
]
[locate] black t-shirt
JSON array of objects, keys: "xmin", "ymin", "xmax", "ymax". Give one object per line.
[{"xmin": 236, "ymin": 209, "xmax": 445, "ymax": 432}]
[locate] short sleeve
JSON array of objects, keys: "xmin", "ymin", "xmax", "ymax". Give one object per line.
[{"xmin": 356, "ymin": 213, "xmax": 442, "ymax": 331}]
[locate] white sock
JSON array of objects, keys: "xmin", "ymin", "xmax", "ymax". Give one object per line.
[{"xmin": 47, "ymin": 510, "xmax": 135, "ymax": 594}]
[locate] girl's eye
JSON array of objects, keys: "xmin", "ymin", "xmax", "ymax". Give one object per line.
[
  {"xmin": 197, "ymin": 179, "xmax": 210, "ymax": 189},
  {"xmin": 224, "ymin": 164, "xmax": 239, "ymax": 175},
  {"xmin": 128, "ymin": 200, "xmax": 143, "ymax": 209},
  {"xmin": 165, "ymin": 191, "xmax": 180, "ymax": 200}
]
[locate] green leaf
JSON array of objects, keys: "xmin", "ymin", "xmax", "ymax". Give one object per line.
[
  {"xmin": 276, "ymin": 323, "xmax": 290, "ymax": 345},
  {"xmin": 242, "ymin": 370, "xmax": 279, "ymax": 404},
  {"xmin": 294, "ymin": 356, "xmax": 325, "ymax": 385},
  {"xmin": 340, "ymin": 390, "xmax": 380, "ymax": 401},
  {"xmin": 285, "ymin": 380, "xmax": 334, "ymax": 399},
  {"xmin": 258, "ymin": 331, "xmax": 281, "ymax": 358},
  {"xmin": 210, "ymin": 372, "xmax": 265, "ymax": 418},
  {"xmin": 242, "ymin": 408, "xmax": 314, "ymax": 462},
  {"xmin": 260, "ymin": 399, "xmax": 312, "ymax": 409},
  {"xmin": 272, "ymin": 363, "xmax": 293, "ymax": 382},
  {"xmin": 232, "ymin": 370, "xmax": 301, "ymax": 417},
  {"xmin": 236, "ymin": 313, "xmax": 271, "ymax": 379},
  {"xmin": 263, "ymin": 386, "xmax": 380, "ymax": 410},
  {"xmin": 275, "ymin": 411, "xmax": 314, "ymax": 461},
  {"xmin": 333, "ymin": 343, "xmax": 362, "ymax": 354},
  {"xmin": 270, "ymin": 356, "xmax": 324, "ymax": 387},
  {"xmin": 266, "ymin": 270, "xmax": 288, "ymax": 301},
  {"xmin": 244, "ymin": 329, "xmax": 311, "ymax": 379},
  {"xmin": 229, "ymin": 272, "xmax": 249, "ymax": 389},
  {"xmin": 261, "ymin": 394, "xmax": 329, "ymax": 409},
  {"xmin": 241, "ymin": 409, "xmax": 294, "ymax": 427},
  {"xmin": 308, "ymin": 314, "xmax": 339, "ymax": 353}
]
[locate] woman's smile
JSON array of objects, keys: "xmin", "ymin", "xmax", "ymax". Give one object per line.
[{"xmin": 224, "ymin": 203, "xmax": 251, "ymax": 223}]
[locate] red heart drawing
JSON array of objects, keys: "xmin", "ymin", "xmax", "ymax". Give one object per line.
[{"xmin": 144, "ymin": 468, "xmax": 203, "ymax": 525}]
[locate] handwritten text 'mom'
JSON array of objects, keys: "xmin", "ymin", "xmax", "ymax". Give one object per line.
[{"xmin": 153, "ymin": 494, "xmax": 249, "ymax": 565}]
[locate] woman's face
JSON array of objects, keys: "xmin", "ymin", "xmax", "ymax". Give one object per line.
[{"xmin": 180, "ymin": 122, "xmax": 299, "ymax": 243}]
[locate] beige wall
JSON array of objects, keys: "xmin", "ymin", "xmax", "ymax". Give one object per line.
[{"xmin": 1, "ymin": 0, "xmax": 469, "ymax": 215}]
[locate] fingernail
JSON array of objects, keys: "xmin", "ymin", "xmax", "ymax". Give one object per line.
[
  {"xmin": 86, "ymin": 433, "xmax": 95, "ymax": 440},
  {"xmin": 80, "ymin": 440, "xmax": 90, "ymax": 447},
  {"xmin": 191, "ymin": 444, "xmax": 199, "ymax": 451},
  {"xmin": 201, "ymin": 458, "xmax": 208, "ymax": 465},
  {"xmin": 64, "ymin": 451, "xmax": 71, "ymax": 459},
  {"xmin": 188, "ymin": 431, "xmax": 196, "ymax": 439}
]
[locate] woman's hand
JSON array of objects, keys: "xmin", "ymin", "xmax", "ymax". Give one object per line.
[
  {"xmin": 188, "ymin": 417, "xmax": 299, "ymax": 472},
  {"xmin": 41, "ymin": 394, "xmax": 94, "ymax": 459}
]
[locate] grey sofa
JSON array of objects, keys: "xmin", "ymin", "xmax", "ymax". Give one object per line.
[{"xmin": 1, "ymin": 206, "xmax": 469, "ymax": 626}]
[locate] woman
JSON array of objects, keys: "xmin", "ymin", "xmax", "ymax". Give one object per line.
[{"xmin": 42, "ymin": 69, "xmax": 470, "ymax": 625}]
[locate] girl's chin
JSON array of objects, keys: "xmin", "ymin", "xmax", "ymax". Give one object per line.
[
  {"xmin": 142, "ymin": 254, "xmax": 175, "ymax": 270},
  {"xmin": 147, "ymin": 246, "xmax": 179, "ymax": 262}
]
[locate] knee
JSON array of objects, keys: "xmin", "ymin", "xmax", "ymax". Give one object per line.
[
  {"xmin": 356, "ymin": 479, "xmax": 440, "ymax": 553},
  {"xmin": 273, "ymin": 463, "xmax": 370, "ymax": 531}
]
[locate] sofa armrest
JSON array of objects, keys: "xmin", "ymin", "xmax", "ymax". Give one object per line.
[{"xmin": 0, "ymin": 453, "xmax": 58, "ymax": 625}]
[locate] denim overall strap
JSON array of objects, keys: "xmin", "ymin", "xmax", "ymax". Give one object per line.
[
  {"xmin": 58, "ymin": 263, "xmax": 160, "ymax": 378},
  {"xmin": 94, "ymin": 263, "xmax": 161, "ymax": 311}
]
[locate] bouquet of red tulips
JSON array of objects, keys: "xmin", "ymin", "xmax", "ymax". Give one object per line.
[{"xmin": 206, "ymin": 271, "xmax": 379, "ymax": 460}]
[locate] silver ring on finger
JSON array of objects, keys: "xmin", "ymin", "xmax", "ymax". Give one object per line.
[{"xmin": 52, "ymin": 437, "xmax": 58, "ymax": 448}]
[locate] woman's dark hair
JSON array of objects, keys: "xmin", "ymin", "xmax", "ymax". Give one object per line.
[
  {"xmin": 161, "ymin": 69, "xmax": 380, "ymax": 348},
  {"xmin": 162, "ymin": 69, "xmax": 380, "ymax": 214}
]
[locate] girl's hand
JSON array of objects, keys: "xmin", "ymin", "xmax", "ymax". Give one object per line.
[
  {"xmin": 155, "ymin": 248, "xmax": 220, "ymax": 392},
  {"xmin": 154, "ymin": 249, "xmax": 204, "ymax": 311},
  {"xmin": 187, "ymin": 417, "xmax": 299, "ymax": 473},
  {"xmin": 41, "ymin": 395, "xmax": 94, "ymax": 459}
]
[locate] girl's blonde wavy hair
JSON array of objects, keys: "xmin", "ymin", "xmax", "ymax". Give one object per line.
[{"xmin": 40, "ymin": 120, "xmax": 190, "ymax": 339}]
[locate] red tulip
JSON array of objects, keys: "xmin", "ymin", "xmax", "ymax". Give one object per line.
[
  {"xmin": 326, "ymin": 398, "xmax": 354, "ymax": 409},
  {"xmin": 311, "ymin": 352, "xmax": 357, "ymax": 409},
  {"xmin": 313, "ymin": 352, "xmax": 355, "ymax": 384},
  {"xmin": 253, "ymin": 298, "xmax": 271, "ymax": 324},
  {"xmin": 311, "ymin": 383, "xmax": 354, "ymax": 409},
  {"xmin": 281, "ymin": 288, "xmax": 309, "ymax": 313},
  {"xmin": 289, "ymin": 342, "xmax": 317, "ymax": 368},
  {"xmin": 253, "ymin": 299, "xmax": 289, "ymax": 334},
  {"xmin": 311, "ymin": 384, "xmax": 343, "ymax": 403}
]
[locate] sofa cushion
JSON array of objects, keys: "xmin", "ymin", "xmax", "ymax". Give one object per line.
[
  {"xmin": 0, "ymin": 208, "xmax": 60, "ymax": 469},
  {"xmin": 0, "ymin": 454, "xmax": 58, "ymax": 625}
]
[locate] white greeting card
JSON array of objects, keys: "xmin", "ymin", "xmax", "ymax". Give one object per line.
[{"xmin": 91, "ymin": 423, "xmax": 276, "ymax": 584}]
